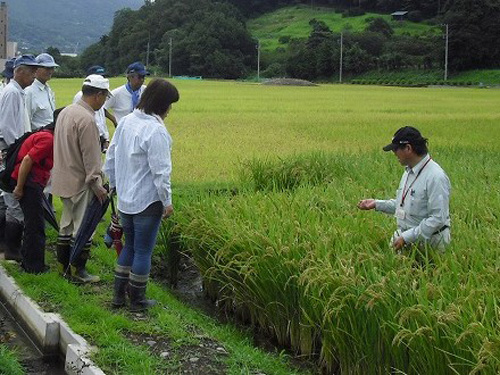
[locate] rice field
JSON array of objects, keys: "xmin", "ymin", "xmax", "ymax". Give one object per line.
[{"xmin": 53, "ymin": 78, "xmax": 500, "ymax": 374}]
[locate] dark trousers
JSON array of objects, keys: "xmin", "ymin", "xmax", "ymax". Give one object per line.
[{"xmin": 20, "ymin": 184, "xmax": 46, "ymax": 273}]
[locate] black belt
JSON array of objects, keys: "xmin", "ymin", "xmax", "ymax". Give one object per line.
[{"xmin": 433, "ymin": 225, "xmax": 449, "ymax": 235}]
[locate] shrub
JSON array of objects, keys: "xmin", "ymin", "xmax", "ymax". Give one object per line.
[
  {"xmin": 278, "ymin": 35, "xmax": 291, "ymax": 44},
  {"xmin": 408, "ymin": 10, "xmax": 423, "ymax": 22}
]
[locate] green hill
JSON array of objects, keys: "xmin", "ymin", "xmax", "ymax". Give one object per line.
[{"xmin": 248, "ymin": 5, "xmax": 439, "ymax": 52}]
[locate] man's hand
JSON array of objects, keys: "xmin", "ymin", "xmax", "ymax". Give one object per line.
[
  {"xmin": 94, "ymin": 185, "xmax": 108, "ymax": 204},
  {"xmin": 162, "ymin": 205, "xmax": 173, "ymax": 219},
  {"xmin": 357, "ymin": 199, "xmax": 376, "ymax": 210},
  {"xmin": 13, "ymin": 185, "xmax": 23, "ymax": 200},
  {"xmin": 102, "ymin": 141, "xmax": 110, "ymax": 153},
  {"xmin": 392, "ymin": 236, "xmax": 406, "ymax": 250}
]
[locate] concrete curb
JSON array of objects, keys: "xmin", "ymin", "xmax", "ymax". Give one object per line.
[{"xmin": 0, "ymin": 264, "xmax": 106, "ymax": 375}]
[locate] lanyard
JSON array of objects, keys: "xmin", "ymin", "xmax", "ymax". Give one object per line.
[{"xmin": 400, "ymin": 157, "xmax": 432, "ymax": 207}]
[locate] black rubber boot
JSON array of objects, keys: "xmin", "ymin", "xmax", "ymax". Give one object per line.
[
  {"xmin": 71, "ymin": 242, "xmax": 100, "ymax": 283},
  {"xmin": 0, "ymin": 210, "xmax": 7, "ymax": 253},
  {"xmin": 56, "ymin": 235, "xmax": 71, "ymax": 277},
  {"xmin": 4, "ymin": 221, "xmax": 23, "ymax": 261},
  {"xmin": 112, "ymin": 265, "xmax": 131, "ymax": 308},
  {"xmin": 129, "ymin": 273, "xmax": 156, "ymax": 312}
]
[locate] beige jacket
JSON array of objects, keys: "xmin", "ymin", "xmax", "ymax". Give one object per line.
[{"xmin": 52, "ymin": 100, "xmax": 103, "ymax": 198}]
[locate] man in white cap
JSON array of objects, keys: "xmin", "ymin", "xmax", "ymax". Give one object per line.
[
  {"xmin": 73, "ymin": 66, "xmax": 117, "ymax": 152},
  {"xmin": 105, "ymin": 61, "xmax": 149, "ymax": 124},
  {"xmin": 51, "ymin": 75, "xmax": 110, "ymax": 283},
  {"xmin": 0, "ymin": 54, "xmax": 40, "ymax": 261},
  {"xmin": 25, "ymin": 53, "xmax": 59, "ymax": 131}
]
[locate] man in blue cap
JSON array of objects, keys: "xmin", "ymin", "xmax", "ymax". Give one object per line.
[
  {"xmin": 25, "ymin": 53, "xmax": 59, "ymax": 131},
  {"xmin": 0, "ymin": 59, "xmax": 14, "ymax": 253},
  {"xmin": 105, "ymin": 61, "xmax": 149, "ymax": 124},
  {"xmin": 0, "ymin": 54, "xmax": 40, "ymax": 261},
  {"xmin": 0, "ymin": 58, "xmax": 15, "ymax": 93}
]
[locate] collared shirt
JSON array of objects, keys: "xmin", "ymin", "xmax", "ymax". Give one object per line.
[
  {"xmin": 0, "ymin": 80, "xmax": 30, "ymax": 146},
  {"xmin": 375, "ymin": 154, "xmax": 451, "ymax": 246},
  {"xmin": 51, "ymin": 100, "xmax": 103, "ymax": 198},
  {"xmin": 104, "ymin": 109, "xmax": 172, "ymax": 214},
  {"xmin": 105, "ymin": 84, "xmax": 146, "ymax": 124},
  {"xmin": 73, "ymin": 91, "xmax": 109, "ymax": 141},
  {"xmin": 25, "ymin": 78, "xmax": 56, "ymax": 131}
]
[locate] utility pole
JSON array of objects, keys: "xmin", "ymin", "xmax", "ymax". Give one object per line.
[
  {"xmin": 257, "ymin": 39, "xmax": 261, "ymax": 82},
  {"xmin": 444, "ymin": 24, "xmax": 449, "ymax": 81},
  {"xmin": 168, "ymin": 37, "xmax": 173, "ymax": 78},
  {"xmin": 339, "ymin": 32, "xmax": 343, "ymax": 83},
  {"xmin": 145, "ymin": 32, "xmax": 150, "ymax": 67}
]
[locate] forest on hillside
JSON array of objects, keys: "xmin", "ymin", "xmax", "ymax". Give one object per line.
[{"xmin": 76, "ymin": 0, "xmax": 500, "ymax": 80}]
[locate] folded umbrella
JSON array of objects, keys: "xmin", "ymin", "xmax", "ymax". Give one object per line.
[
  {"xmin": 105, "ymin": 192, "xmax": 123, "ymax": 256},
  {"xmin": 67, "ymin": 194, "xmax": 110, "ymax": 269},
  {"xmin": 41, "ymin": 193, "xmax": 59, "ymax": 231}
]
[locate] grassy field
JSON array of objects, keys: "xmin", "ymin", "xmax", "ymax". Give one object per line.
[
  {"xmin": 6, "ymin": 78, "xmax": 500, "ymax": 374},
  {"xmin": 0, "ymin": 345, "xmax": 23, "ymax": 375},
  {"xmin": 247, "ymin": 5, "xmax": 439, "ymax": 52},
  {"xmin": 53, "ymin": 78, "xmax": 500, "ymax": 183}
]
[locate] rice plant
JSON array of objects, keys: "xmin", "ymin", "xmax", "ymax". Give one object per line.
[{"xmin": 166, "ymin": 148, "xmax": 500, "ymax": 374}]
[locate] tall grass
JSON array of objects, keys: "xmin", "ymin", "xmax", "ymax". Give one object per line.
[
  {"xmin": 166, "ymin": 149, "xmax": 500, "ymax": 374},
  {"xmin": 0, "ymin": 345, "xmax": 24, "ymax": 375}
]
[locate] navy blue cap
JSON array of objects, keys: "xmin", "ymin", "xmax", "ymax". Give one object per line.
[
  {"xmin": 13, "ymin": 54, "xmax": 40, "ymax": 68},
  {"xmin": 383, "ymin": 126, "xmax": 427, "ymax": 152},
  {"xmin": 87, "ymin": 65, "xmax": 107, "ymax": 76},
  {"xmin": 2, "ymin": 58, "xmax": 15, "ymax": 79},
  {"xmin": 126, "ymin": 62, "xmax": 149, "ymax": 76}
]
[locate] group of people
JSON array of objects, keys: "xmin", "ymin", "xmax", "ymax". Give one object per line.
[
  {"xmin": 0, "ymin": 52, "xmax": 451, "ymax": 312},
  {"xmin": 0, "ymin": 54, "xmax": 179, "ymax": 312}
]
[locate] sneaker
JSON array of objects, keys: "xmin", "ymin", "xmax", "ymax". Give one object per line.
[{"xmin": 72, "ymin": 267, "xmax": 100, "ymax": 283}]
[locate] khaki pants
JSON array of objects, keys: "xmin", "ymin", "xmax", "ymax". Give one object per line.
[{"xmin": 59, "ymin": 189, "xmax": 94, "ymax": 238}]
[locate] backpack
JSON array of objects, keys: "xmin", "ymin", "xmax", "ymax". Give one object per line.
[{"xmin": 0, "ymin": 131, "xmax": 35, "ymax": 192}]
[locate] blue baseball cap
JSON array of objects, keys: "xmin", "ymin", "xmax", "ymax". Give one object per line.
[
  {"xmin": 87, "ymin": 65, "xmax": 107, "ymax": 76},
  {"xmin": 13, "ymin": 54, "xmax": 40, "ymax": 68},
  {"xmin": 2, "ymin": 58, "xmax": 15, "ymax": 79},
  {"xmin": 36, "ymin": 53, "xmax": 59, "ymax": 68},
  {"xmin": 126, "ymin": 62, "xmax": 149, "ymax": 76}
]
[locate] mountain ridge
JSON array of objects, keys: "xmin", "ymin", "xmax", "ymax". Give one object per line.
[{"xmin": 6, "ymin": 0, "xmax": 144, "ymax": 53}]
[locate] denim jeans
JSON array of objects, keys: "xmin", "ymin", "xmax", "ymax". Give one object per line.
[{"xmin": 118, "ymin": 211, "xmax": 162, "ymax": 276}]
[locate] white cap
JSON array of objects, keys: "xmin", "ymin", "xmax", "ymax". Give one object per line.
[{"xmin": 82, "ymin": 74, "xmax": 112, "ymax": 96}]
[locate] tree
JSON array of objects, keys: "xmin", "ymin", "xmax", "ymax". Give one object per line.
[
  {"xmin": 365, "ymin": 17, "xmax": 393, "ymax": 38},
  {"xmin": 443, "ymin": 0, "xmax": 500, "ymax": 71},
  {"xmin": 80, "ymin": 0, "xmax": 256, "ymax": 78}
]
